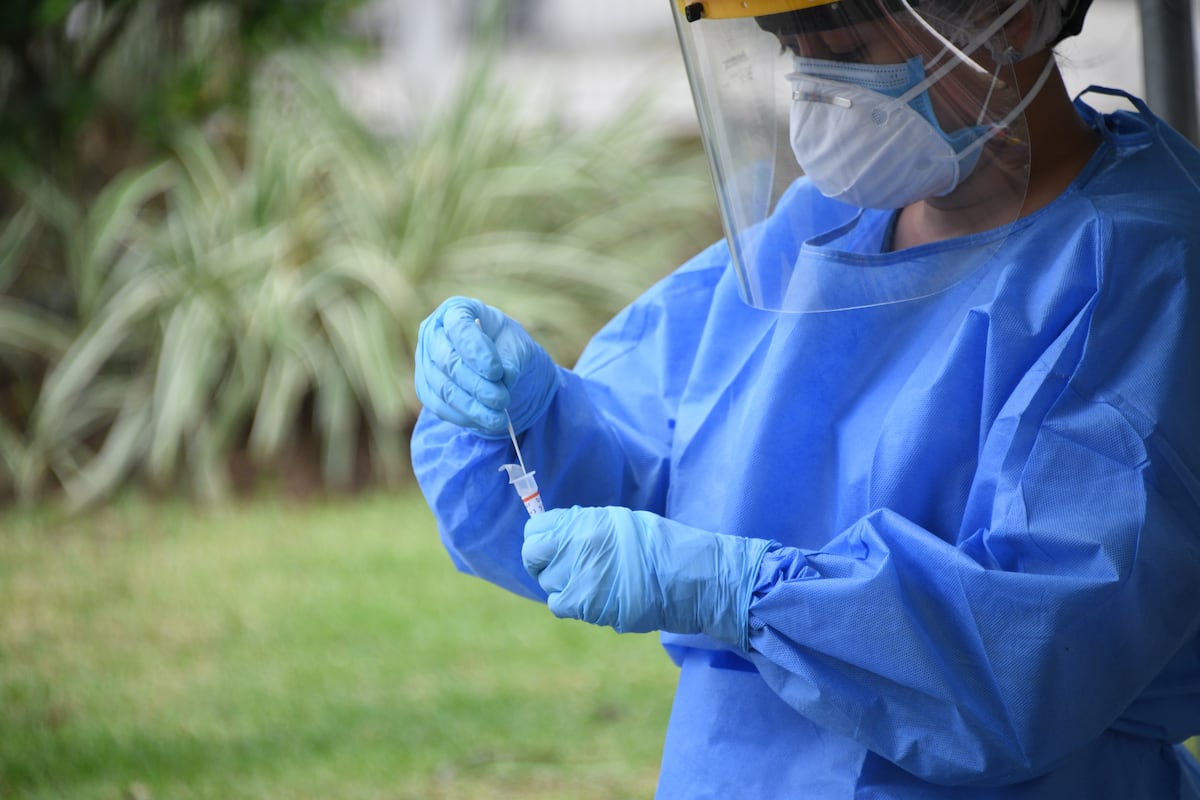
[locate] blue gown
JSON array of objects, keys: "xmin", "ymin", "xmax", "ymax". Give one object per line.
[{"xmin": 412, "ymin": 91, "xmax": 1200, "ymax": 797}]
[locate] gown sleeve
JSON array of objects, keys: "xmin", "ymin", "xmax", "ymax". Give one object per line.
[
  {"xmin": 411, "ymin": 242, "xmax": 730, "ymax": 602},
  {"xmin": 744, "ymin": 219, "xmax": 1200, "ymax": 787}
]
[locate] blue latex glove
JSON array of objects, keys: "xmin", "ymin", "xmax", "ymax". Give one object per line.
[
  {"xmin": 522, "ymin": 505, "xmax": 777, "ymax": 652},
  {"xmin": 415, "ymin": 296, "xmax": 558, "ymax": 438}
]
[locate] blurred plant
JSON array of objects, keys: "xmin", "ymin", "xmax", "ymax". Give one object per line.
[
  {"xmin": 0, "ymin": 0, "xmax": 372, "ymax": 497},
  {"xmin": 0, "ymin": 0, "xmax": 366, "ymax": 185},
  {"xmin": 0, "ymin": 34, "xmax": 719, "ymax": 507},
  {"xmin": 0, "ymin": 0, "xmax": 371, "ymax": 364}
]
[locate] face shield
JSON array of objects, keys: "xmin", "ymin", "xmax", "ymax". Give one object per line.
[{"xmin": 672, "ymin": 0, "xmax": 1051, "ymax": 312}]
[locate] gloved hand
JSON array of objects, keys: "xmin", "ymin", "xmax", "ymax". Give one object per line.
[
  {"xmin": 415, "ymin": 296, "xmax": 558, "ymax": 438},
  {"xmin": 522, "ymin": 505, "xmax": 776, "ymax": 652}
]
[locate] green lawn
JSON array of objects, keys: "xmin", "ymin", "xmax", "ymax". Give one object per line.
[
  {"xmin": 0, "ymin": 490, "xmax": 677, "ymax": 799},
  {"xmin": 6, "ymin": 489, "xmax": 1197, "ymax": 798}
]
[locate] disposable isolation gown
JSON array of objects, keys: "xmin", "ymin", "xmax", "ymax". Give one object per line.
[{"xmin": 412, "ymin": 91, "xmax": 1200, "ymax": 797}]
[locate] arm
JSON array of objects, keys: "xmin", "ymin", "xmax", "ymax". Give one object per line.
[
  {"xmin": 411, "ymin": 363, "xmax": 672, "ymax": 602},
  {"xmin": 744, "ymin": 248, "xmax": 1200, "ymax": 785},
  {"xmin": 520, "ymin": 222, "xmax": 1200, "ymax": 786},
  {"xmin": 412, "ymin": 244, "xmax": 730, "ymax": 600},
  {"xmin": 748, "ymin": 403, "xmax": 1200, "ymax": 785}
]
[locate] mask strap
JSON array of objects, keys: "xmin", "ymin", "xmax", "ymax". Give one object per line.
[
  {"xmin": 976, "ymin": 60, "xmax": 1005, "ymax": 125},
  {"xmin": 892, "ymin": 0, "xmax": 1031, "ymax": 108},
  {"xmin": 952, "ymin": 54, "xmax": 1057, "ymax": 163}
]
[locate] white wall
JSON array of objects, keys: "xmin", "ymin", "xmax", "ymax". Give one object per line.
[{"xmin": 341, "ymin": 0, "xmax": 1197, "ymax": 131}]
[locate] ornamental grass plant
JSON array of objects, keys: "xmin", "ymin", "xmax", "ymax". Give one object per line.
[{"xmin": 0, "ymin": 27, "xmax": 717, "ymax": 508}]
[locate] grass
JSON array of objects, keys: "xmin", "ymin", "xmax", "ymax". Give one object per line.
[{"xmin": 0, "ymin": 488, "xmax": 677, "ymax": 799}]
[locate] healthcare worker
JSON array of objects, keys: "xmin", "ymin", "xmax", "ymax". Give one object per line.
[{"xmin": 412, "ymin": 0, "xmax": 1200, "ymax": 796}]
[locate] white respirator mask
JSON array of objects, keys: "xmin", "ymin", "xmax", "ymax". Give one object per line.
[
  {"xmin": 670, "ymin": 0, "xmax": 1047, "ymax": 311},
  {"xmin": 786, "ymin": 0, "xmax": 1052, "ymax": 209}
]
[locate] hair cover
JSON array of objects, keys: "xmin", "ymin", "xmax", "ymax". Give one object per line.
[{"xmin": 755, "ymin": 0, "xmax": 1092, "ymax": 57}]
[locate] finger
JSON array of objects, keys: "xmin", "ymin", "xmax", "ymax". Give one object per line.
[
  {"xmin": 465, "ymin": 300, "xmax": 509, "ymax": 341},
  {"xmin": 524, "ymin": 507, "xmax": 590, "ymax": 595},
  {"xmin": 525, "ymin": 505, "xmax": 577, "ymax": 538},
  {"xmin": 521, "ymin": 531, "xmax": 559, "ymax": 580},
  {"xmin": 416, "ymin": 372, "xmax": 508, "ymax": 434},
  {"xmin": 423, "ymin": 326, "xmax": 510, "ymax": 409},
  {"xmin": 545, "ymin": 590, "xmax": 583, "ymax": 622},
  {"xmin": 492, "ymin": 318, "xmax": 534, "ymax": 387},
  {"xmin": 547, "ymin": 579, "xmax": 613, "ymax": 628},
  {"xmin": 443, "ymin": 302, "xmax": 505, "ymax": 381}
]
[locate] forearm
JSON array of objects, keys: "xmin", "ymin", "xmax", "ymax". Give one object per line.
[
  {"xmin": 744, "ymin": 485, "xmax": 1200, "ymax": 787},
  {"xmin": 413, "ymin": 367, "xmax": 671, "ymax": 600},
  {"xmin": 412, "ymin": 408, "xmax": 543, "ymax": 599}
]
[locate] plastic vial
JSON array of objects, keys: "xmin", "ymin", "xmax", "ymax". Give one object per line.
[{"xmin": 499, "ymin": 463, "xmax": 544, "ymax": 517}]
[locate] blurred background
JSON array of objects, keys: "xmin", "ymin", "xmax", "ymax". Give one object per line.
[
  {"xmin": 1, "ymin": 1, "xmax": 1196, "ymax": 798},
  {"xmin": 0, "ymin": 0, "xmax": 721, "ymax": 510},
  {"xmin": 0, "ymin": 0, "xmax": 1194, "ymax": 509}
]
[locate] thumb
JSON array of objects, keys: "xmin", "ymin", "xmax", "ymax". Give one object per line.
[
  {"xmin": 524, "ymin": 505, "xmax": 575, "ymax": 538},
  {"xmin": 442, "ymin": 299, "xmax": 504, "ymax": 381},
  {"xmin": 521, "ymin": 506, "xmax": 577, "ymax": 579},
  {"xmin": 521, "ymin": 532, "xmax": 558, "ymax": 580}
]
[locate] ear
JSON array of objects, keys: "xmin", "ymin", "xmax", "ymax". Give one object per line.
[{"xmin": 1000, "ymin": 0, "xmax": 1038, "ymax": 60}]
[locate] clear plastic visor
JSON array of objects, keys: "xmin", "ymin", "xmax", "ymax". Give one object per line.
[{"xmin": 672, "ymin": 0, "xmax": 1037, "ymax": 312}]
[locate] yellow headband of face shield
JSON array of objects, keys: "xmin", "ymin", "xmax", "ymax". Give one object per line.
[{"xmin": 676, "ymin": 0, "xmax": 840, "ymax": 21}]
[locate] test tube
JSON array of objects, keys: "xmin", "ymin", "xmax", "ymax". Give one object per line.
[{"xmin": 500, "ymin": 463, "xmax": 544, "ymax": 517}]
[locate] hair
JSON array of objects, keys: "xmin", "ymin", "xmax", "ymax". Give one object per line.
[{"xmin": 1042, "ymin": 0, "xmax": 1094, "ymax": 47}]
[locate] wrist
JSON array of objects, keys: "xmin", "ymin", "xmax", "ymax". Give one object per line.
[{"xmin": 708, "ymin": 534, "xmax": 778, "ymax": 653}]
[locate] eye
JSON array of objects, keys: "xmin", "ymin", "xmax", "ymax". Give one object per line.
[
  {"xmin": 774, "ymin": 32, "xmax": 869, "ymax": 63},
  {"xmin": 832, "ymin": 45, "xmax": 869, "ymax": 63},
  {"xmin": 777, "ymin": 35, "xmax": 803, "ymax": 58}
]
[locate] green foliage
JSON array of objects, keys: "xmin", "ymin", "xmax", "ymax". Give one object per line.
[
  {"xmin": 0, "ymin": 489, "xmax": 677, "ymax": 798},
  {"xmin": 0, "ymin": 0, "xmax": 366, "ymax": 186},
  {"xmin": 0, "ymin": 0, "xmax": 373, "ymax": 372},
  {"xmin": 0, "ymin": 0, "xmax": 720, "ymax": 506},
  {"xmin": 0, "ymin": 40, "xmax": 719, "ymax": 507}
]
